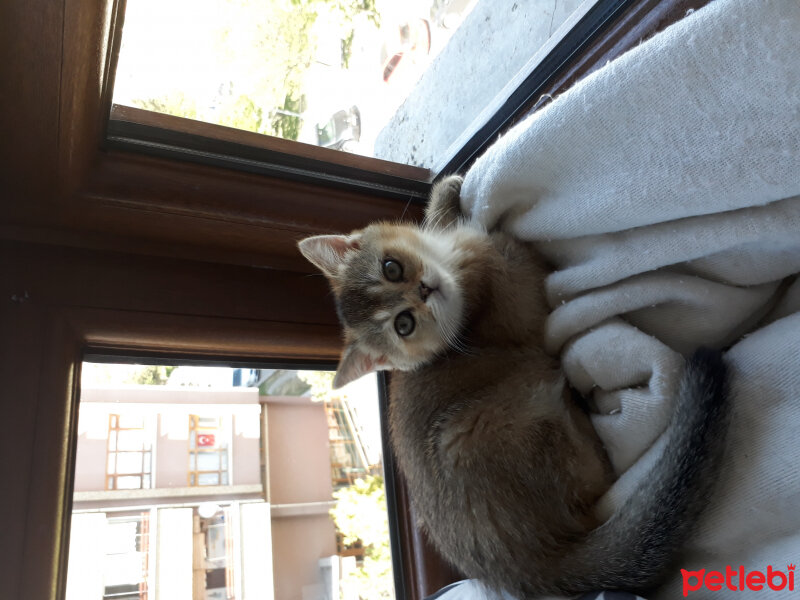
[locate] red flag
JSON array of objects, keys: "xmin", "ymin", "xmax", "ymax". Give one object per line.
[{"xmin": 197, "ymin": 433, "xmax": 216, "ymax": 447}]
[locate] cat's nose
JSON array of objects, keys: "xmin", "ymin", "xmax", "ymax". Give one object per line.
[{"xmin": 419, "ymin": 282, "xmax": 433, "ymax": 301}]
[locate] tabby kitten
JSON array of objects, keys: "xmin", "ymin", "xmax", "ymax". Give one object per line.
[{"xmin": 299, "ymin": 175, "xmax": 729, "ymax": 598}]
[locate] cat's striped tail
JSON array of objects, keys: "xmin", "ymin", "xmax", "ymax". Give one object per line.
[{"xmin": 551, "ymin": 348, "xmax": 731, "ymax": 596}]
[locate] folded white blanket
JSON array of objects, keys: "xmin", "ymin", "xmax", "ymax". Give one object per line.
[{"xmin": 460, "ymin": 0, "xmax": 800, "ymax": 597}]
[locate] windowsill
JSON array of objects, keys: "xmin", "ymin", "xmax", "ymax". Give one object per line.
[
  {"xmin": 72, "ymin": 486, "xmax": 337, "ymax": 519},
  {"xmin": 374, "ymin": 0, "xmax": 588, "ymax": 171},
  {"xmin": 73, "ymin": 483, "xmax": 264, "ymax": 509},
  {"xmin": 271, "ymin": 500, "xmax": 336, "ymax": 518}
]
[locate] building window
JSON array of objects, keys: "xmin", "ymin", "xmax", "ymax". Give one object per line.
[
  {"xmin": 106, "ymin": 414, "xmax": 153, "ymax": 490},
  {"xmin": 188, "ymin": 415, "xmax": 230, "ymax": 486},
  {"xmin": 194, "ymin": 507, "xmax": 236, "ymax": 600},
  {"xmin": 104, "ymin": 512, "xmax": 151, "ymax": 600}
]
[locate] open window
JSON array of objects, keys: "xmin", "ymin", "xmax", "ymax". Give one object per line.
[
  {"xmin": 103, "ymin": 0, "xmax": 660, "ymax": 198},
  {"xmin": 0, "ymin": 0, "xmax": 712, "ymax": 599},
  {"xmin": 67, "ymin": 359, "xmax": 397, "ymax": 600}
]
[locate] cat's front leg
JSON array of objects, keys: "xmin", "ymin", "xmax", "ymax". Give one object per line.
[{"xmin": 423, "ymin": 174, "xmax": 464, "ymax": 231}]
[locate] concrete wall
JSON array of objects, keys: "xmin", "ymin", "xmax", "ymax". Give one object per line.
[{"xmin": 374, "ymin": 0, "xmax": 583, "ymax": 168}]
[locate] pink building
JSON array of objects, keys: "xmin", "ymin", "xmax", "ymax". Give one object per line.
[{"xmin": 67, "ymin": 384, "xmax": 355, "ymax": 600}]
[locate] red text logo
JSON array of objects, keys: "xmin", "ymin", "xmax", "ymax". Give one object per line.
[{"xmin": 682, "ymin": 565, "xmax": 795, "ymax": 596}]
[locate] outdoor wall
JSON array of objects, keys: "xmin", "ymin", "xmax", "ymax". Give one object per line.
[
  {"xmin": 233, "ymin": 413, "xmax": 261, "ymax": 484},
  {"xmin": 157, "ymin": 411, "xmax": 190, "ymax": 487},
  {"xmin": 266, "ymin": 396, "xmax": 333, "ymax": 504},
  {"xmin": 266, "ymin": 396, "xmax": 337, "ymax": 600},
  {"xmin": 271, "ymin": 514, "xmax": 338, "ymax": 600},
  {"xmin": 73, "ymin": 432, "xmax": 109, "ymax": 491},
  {"xmin": 75, "ymin": 386, "xmax": 261, "ymax": 491}
]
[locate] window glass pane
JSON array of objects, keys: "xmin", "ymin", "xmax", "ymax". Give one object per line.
[
  {"xmin": 105, "ymin": 519, "xmax": 140, "ymax": 554},
  {"xmin": 118, "ymin": 414, "xmax": 145, "ymax": 429},
  {"xmin": 69, "ymin": 362, "xmax": 393, "ymax": 600},
  {"xmin": 196, "ymin": 452, "xmax": 221, "ymax": 472},
  {"xmin": 116, "ymin": 452, "xmax": 145, "ymax": 474},
  {"xmin": 197, "ymin": 472, "xmax": 220, "ymax": 486},
  {"xmin": 117, "ymin": 430, "xmax": 146, "ymax": 451},
  {"xmin": 116, "ymin": 475, "xmax": 143, "ymax": 490},
  {"xmin": 198, "ymin": 416, "xmax": 219, "ymax": 429}
]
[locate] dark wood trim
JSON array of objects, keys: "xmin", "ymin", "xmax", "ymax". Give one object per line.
[
  {"xmin": 7, "ymin": 147, "xmax": 427, "ymax": 272},
  {"xmin": 1, "ymin": 240, "xmax": 340, "ymax": 325},
  {"xmin": 0, "ymin": 300, "xmax": 51, "ymax": 600},
  {"xmin": 3, "ymin": 0, "xmax": 426, "ymax": 272},
  {"xmin": 111, "ymin": 105, "xmax": 431, "ymax": 183},
  {"xmin": 19, "ymin": 309, "xmax": 82, "ymax": 600}
]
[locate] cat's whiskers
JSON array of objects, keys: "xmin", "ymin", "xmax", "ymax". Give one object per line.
[
  {"xmin": 424, "ymin": 209, "xmax": 446, "ymax": 232},
  {"xmin": 435, "ymin": 308, "xmax": 472, "ymax": 357}
]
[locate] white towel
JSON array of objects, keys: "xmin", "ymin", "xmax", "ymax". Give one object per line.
[{"xmin": 460, "ymin": 0, "xmax": 800, "ymax": 597}]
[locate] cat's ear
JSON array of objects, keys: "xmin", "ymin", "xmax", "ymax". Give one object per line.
[
  {"xmin": 298, "ymin": 234, "xmax": 361, "ymax": 279},
  {"xmin": 333, "ymin": 345, "xmax": 391, "ymax": 389}
]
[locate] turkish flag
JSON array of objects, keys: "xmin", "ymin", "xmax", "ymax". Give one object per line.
[{"xmin": 197, "ymin": 433, "xmax": 216, "ymax": 447}]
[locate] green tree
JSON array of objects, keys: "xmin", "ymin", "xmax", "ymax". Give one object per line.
[
  {"xmin": 129, "ymin": 0, "xmax": 380, "ymax": 140},
  {"xmin": 132, "ymin": 92, "xmax": 198, "ymax": 120},
  {"xmin": 210, "ymin": 0, "xmax": 318, "ymax": 139},
  {"xmin": 298, "ymin": 370, "xmax": 335, "ymax": 401},
  {"xmin": 125, "ymin": 365, "xmax": 176, "ymax": 386},
  {"xmin": 271, "ymin": 93, "xmax": 308, "ymax": 141},
  {"xmin": 330, "ymin": 475, "xmax": 394, "ymax": 600}
]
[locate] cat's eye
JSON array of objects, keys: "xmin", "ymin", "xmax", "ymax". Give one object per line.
[
  {"xmin": 394, "ymin": 311, "xmax": 415, "ymax": 337},
  {"xmin": 382, "ymin": 259, "xmax": 404, "ymax": 282}
]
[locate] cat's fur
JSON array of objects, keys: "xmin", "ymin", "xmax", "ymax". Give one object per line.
[{"xmin": 298, "ymin": 175, "xmax": 730, "ymax": 598}]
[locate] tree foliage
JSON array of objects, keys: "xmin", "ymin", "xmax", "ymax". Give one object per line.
[
  {"xmin": 129, "ymin": 0, "xmax": 379, "ymax": 141},
  {"xmin": 331, "ymin": 475, "xmax": 393, "ymax": 600},
  {"xmin": 126, "ymin": 365, "xmax": 176, "ymax": 386},
  {"xmin": 133, "ymin": 91, "xmax": 198, "ymax": 120},
  {"xmin": 298, "ymin": 370, "xmax": 336, "ymax": 401}
]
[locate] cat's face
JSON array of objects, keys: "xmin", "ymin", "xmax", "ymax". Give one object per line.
[{"xmin": 299, "ymin": 223, "xmax": 465, "ymax": 388}]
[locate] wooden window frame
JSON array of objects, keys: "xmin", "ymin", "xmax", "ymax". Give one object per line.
[
  {"xmin": 0, "ymin": 0, "xmax": 712, "ymax": 599},
  {"xmin": 187, "ymin": 415, "xmax": 230, "ymax": 487}
]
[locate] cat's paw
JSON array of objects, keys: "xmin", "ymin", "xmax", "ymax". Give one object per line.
[
  {"xmin": 434, "ymin": 175, "xmax": 463, "ymax": 201},
  {"xmin": 425, "ymin": 175, "xmax": 464, "ymax": 230}
]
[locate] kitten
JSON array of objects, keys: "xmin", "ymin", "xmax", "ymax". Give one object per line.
[{"xmin": 298, "ymin": 175, "xmax": 729, "ymax": 598}]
